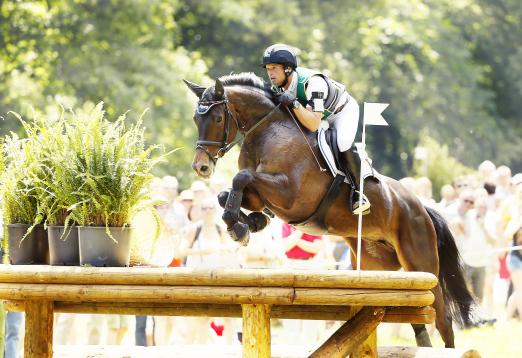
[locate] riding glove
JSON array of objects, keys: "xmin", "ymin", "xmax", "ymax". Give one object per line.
[{"xmin": 276, "ymin": 92, "xmax": 296, "ymax": 106}]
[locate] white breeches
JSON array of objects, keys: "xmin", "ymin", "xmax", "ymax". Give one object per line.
[{"xmin": 327, "ymin": 95, "xmax": 359, "ymax": 152}]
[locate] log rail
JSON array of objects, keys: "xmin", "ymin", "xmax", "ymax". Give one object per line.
[{"xmin": 0, "ymin": 265, "xmax": 438, "ymax": 358}]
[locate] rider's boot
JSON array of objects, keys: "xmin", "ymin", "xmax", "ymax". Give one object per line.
[{"xmin": 341, "ymin": 145, "xmax": 371, "ymax": 215}]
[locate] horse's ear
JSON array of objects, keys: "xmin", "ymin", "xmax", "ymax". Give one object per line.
[
  {"xmin": 214, "ymin": 79, "xmax": 225, "ymax": 99},
  {"xmin": 183, "ymin": 79, "xmax": 206, "ymax": 99}
]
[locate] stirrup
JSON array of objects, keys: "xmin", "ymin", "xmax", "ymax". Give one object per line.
[{"xmin": 352, "ymin": 192, "xmax": 371, "ymax": 215}]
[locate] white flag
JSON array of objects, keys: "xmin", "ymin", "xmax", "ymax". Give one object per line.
[{"xmin": 363, "ymin": 102, "xmax": 389, "ymax": 126}]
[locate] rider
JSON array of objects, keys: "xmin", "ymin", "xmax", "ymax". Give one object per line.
[{"xmin": 261, "ymin": 43, "xmax": 370, "ymax": 215}]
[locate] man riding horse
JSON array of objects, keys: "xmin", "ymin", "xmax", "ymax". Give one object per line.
[{"xmin": 261, "ymin": 43, "xmax": 370, "ymax": 215}]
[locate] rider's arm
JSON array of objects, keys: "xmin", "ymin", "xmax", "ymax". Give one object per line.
[
  {"xmin": 291, "ymin": 75, "xmax": 328, "ymax": 132},
  {"xmin": 292, "ymin": 106, "xmax": 322, "ymax": 132}
]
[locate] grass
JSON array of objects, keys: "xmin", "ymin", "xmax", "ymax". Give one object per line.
[{"xmin": 378, "ymin": 320, "xmax": 522, "ymax": 358}]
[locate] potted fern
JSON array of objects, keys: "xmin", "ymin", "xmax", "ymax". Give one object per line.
[
  {"xmin": 27, "ymin": 112, "xmax": 81, "ymax": 265},
  {"xmin": 0, "ymin": 133, "xmax": 49, "ymax": 265},
  {"xmin": 67, "ymin": 103, "xmax": 169, "ymax": 267}
]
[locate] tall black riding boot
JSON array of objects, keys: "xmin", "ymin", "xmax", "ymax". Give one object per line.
[{"xmin": 341, "ymin": 145, "xmax": 371, "ymax": 215}]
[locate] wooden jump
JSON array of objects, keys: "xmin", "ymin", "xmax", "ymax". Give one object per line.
[{"xmin": 0, "ymin": 265, "xmax": 439, "ymax": 358}]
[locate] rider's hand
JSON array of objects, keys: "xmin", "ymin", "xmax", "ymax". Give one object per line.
[{"xmin": 276, "ymin": 92, "xmax": 296, "ymax": 106}]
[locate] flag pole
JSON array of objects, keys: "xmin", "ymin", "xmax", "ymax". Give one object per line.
[
  {"xmin": 355, "ymin": 102, "xmax": 388, "ymax": 271},
  {"xmin": 356, "ymin": 112, "xmax": 366, "ymax": 271}
]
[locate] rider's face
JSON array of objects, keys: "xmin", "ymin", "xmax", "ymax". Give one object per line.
[{"xmin": 265, "ymin": 64, "xmax": 286, "ymax": 87}]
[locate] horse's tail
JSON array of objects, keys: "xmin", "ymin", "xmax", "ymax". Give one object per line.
[{"xmin": 425, "ymin": 205, "xmax": 478, "ymax": 327}]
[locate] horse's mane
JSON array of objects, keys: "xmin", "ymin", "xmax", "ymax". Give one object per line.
[{"xmin": 218, "ymin": 72, "xmax": 275, "ymax": 101}]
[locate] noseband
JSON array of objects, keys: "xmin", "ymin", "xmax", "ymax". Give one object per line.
[{"xmin": 195, "ymin": 97, "xmax": 281, "ymax": 165}]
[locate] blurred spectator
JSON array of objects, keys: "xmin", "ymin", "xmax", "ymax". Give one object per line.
[
  {"xmin": 189, "ymin": 181, "xmax": 210, "ymax": 222},
  {"xmin": 239, "ymin": 215, "xmax": 285, "ymax": 268},
  {"xmin": 445, "ymin": 190, "xmax": 489, "ymax": 301},
  {"xmin": 452, "ymin": 175, "xmax": 472, "ymax": 196},
  {"xmin": 506, "ymin": 227, "xmax": 522, "ymax": 321},
  {"xmin": 439, "ymin": 184, "xmax": 457, "ymax": 210},
  {"xmin": 495, "ymin": 165, "xmax": 512, "ymax": 200},
  {"xmin": 178, "ymin": 189, "xmax": 194, "ymax": 221},
  {"xmin": 416, "ymin": 176, "xmax": 436, "ymax": 207},
  {"xmin": 477, "ymin": 160, "xmax": 496, "ymax": 184},
  {"xmin": 174, "ymin": 196, "xmax": 240, "ymax": 345},
  {"xmin": 161, "ymin": 175, "xmax": 189, "ymax": 230}
]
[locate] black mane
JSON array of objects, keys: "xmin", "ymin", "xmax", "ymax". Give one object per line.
[{"xmin": 218, "ymin": 72, "xmax": 274, "ymax": 100}]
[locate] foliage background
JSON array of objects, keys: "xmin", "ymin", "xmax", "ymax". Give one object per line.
[{"xmin": 1, "ymin": 0, "xmax": 521, "ymax": 190}]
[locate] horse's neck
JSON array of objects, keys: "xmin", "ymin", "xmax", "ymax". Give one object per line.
[{"xmin": 232, "ymin": 89, "xmax": 316, "ymax": 147}]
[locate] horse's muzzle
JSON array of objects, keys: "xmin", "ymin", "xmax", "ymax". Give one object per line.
[{"xmin": 192, "ymin": 150, "xmax": 215, "ymax": 178}]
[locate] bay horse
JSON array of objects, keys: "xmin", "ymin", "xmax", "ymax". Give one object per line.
[{"xmin": 184, "ymin": 73, "xmax": 476, "ymax": 348}]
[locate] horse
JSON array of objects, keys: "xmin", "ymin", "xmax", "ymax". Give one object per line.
[{"xmin": 184, "ymin": 73, "xmax": 476, "ymax": 348}]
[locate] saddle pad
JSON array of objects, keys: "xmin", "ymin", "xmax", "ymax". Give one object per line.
[{"xmin": 317, "ymin": 128, "xmax": 381, "ymax": 181}]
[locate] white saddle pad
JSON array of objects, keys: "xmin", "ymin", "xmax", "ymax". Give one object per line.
[{"xmin": 317, "ymin": 128, "xmax": 379, "ymax": 181}]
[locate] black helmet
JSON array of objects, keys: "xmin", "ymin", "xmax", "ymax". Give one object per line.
[{"xmin": 261, "ymin": 44, "xmax": 298, "ymax": 70}]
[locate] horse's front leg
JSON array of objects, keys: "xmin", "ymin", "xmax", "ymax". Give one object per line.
[
  {"xmin": 222, "ymin": 169, "xmax": 294, "ymax": 245},
  {"xmin": 217, "ymin": 190, "xmax": 270, "ymax": 234}
]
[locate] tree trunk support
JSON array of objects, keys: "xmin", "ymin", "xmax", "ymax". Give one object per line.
[
  {"xmin": 242, "ymin": 303, "xmax": 271, "ymax": 358},
  {"xmin": 24, "ymin": 300, "xmax": 54, "ymax": 358},
  {"xmin": 309, "ymin": 306, "xmax": 385, "ymax": 358}
]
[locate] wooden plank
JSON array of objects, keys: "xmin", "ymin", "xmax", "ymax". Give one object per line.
[
  {"xmin": 4, "ymin": 301, "xmax": 435, "ymax": 324},
  {"xmin": 0, "ymin": 284, "xmax": 294, "ymax": 304},
  {"xmin": 294, "ymin": 288, "xmax": 434, "ymax": 306},
  {"xmin": 242, "ymin": 304, "xmax": 271, "ymax": 358},
  {"xmin": 0, "ymin": 284, "xmax": 434, "ymax": 306},
  {"xmin": 24, "ymin": 300, "xmax": 53, "ymax": 358},
  {"xmin": 378, "ymin": 346, "xmax": 481, "ymax": 357},
  {"xmin": 0, "ymin": 265, "xmax": 438, "ymax": 289},
  {"xmin": 309, "ymin": 306, "xmax": 385, "ymax": 358}
]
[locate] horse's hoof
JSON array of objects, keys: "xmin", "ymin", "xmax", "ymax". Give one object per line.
[
  {"xmin": 262, "ymin": 208, "xmax": 275, "ymax": 218},
  {"xmin": 217, "ymin": 191, "xmax": 229, "ymax": 208},
  {"xmin": 228, "ymin": 222, "xmax": 250, "ymax": 246},
  {"xmin": 248, "ymin": 212, "xmax": 270, "ymax": 232}
]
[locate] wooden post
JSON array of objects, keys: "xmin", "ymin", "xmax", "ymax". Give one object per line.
[
  {"xmin": 242, "ymin": 304, "xmax": 271, "ymax": 358},
  {"xmin": 24, "ymin": 300, "xmax": 53, "ymax": 358},
  {"xmin": 309, "ymin": 306, "xmax": 385, "ymax": 358},
  {"xmin": 351, "ymin": 330, "xmax": 377, "ymax": 358}
]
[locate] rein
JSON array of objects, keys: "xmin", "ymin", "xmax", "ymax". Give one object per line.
[{"xmin": 195, "ymin": 98, "xmax": 281, "ymax": 164}]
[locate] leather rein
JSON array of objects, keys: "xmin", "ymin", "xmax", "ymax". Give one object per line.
[{"xmin": 195, "ymin": 98, "xmax": 281, "ymax": 164}]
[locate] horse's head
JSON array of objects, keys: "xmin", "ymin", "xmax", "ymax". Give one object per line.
[{"xmin": 184, "ymin": 78, "xmax": 239, "ymax": 178}]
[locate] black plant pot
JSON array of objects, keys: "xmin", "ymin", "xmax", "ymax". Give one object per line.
[
  {"xmin": 78, "ymin": 226, "xmax": 132, "ymax": 267},
  {"xmin": 48, "ymin": 225, "xmax": 80, "ymax": 266},
  {"xmin": 7, "ymin": 224, "xmax": 50, "ymax": 265}
]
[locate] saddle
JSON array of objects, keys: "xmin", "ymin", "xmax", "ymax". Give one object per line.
[{"xmin": 318, "ymin": 126, "xmax": 380, "ymax": 183}]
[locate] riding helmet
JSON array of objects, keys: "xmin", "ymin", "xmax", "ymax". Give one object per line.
[{"xmin": 261, "ymin": 44, "xmax": 298, "ymax": 70}]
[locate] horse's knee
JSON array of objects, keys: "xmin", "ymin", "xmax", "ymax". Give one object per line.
[
  {"xmin": 217, "ymin": 191, "xmax": 229, "ymax": 208},
  {"xmin": 232, "ymin": 169, "xmax": 253, "ymax": 190}
]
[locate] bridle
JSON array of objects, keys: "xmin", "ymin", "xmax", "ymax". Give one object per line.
[
  {"xmin": 195, "ymin": 98, "xmax": 237, "ymax": 164},
  {"xmin": 195, "ymin": 97, "xmax": 281, "ymax": 165}
]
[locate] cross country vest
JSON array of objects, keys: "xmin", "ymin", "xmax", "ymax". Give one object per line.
[{"xmin": 295, "ymin": 67, "xmax": 346, "ymax": 119}]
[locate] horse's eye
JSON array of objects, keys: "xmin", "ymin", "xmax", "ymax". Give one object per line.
[{"xmin": 216, "ymin": 116, "xmax": 223, "ymax": 123}]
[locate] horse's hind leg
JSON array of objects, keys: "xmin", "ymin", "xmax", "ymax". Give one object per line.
[
  {"xmin": 411, "ymin": 324, "xmax": 432, "ymax": 347},
  {"xmin": 395, "ymin": 213, "xmax": 455, "ymax": 348}
]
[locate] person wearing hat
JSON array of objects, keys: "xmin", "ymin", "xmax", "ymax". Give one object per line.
[{"xmin": 261, "ymin": 44, "xmax": 369, "ymax": 215}]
